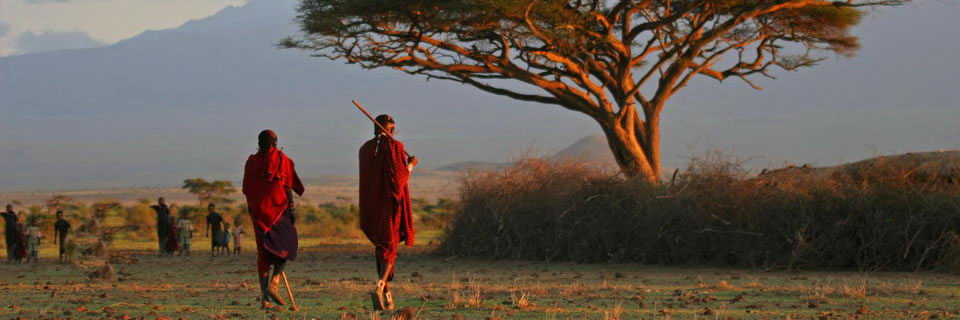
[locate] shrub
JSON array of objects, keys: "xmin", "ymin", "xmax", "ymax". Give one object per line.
[
  {"xmin": 415, "ymin": 198, "xmax": 458, "ymax": 230},
  {"xmin": 438, "ymin": 155, "xmax": 960, "ymax": 271},
  {"xmin": 125, "ymin": 204, "xmax": 156, "ymax": 236},
  {"xmin": 295, "ymin": 202, "xmax": 362, "ymax": 238}
]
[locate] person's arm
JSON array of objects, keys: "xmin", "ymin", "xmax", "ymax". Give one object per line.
[
  {"xmin": 286, "ymin": 189, "xmax": 297, "ymax": 224},
  {"xmin": 242, "ymin": 163, "xmax": 249, "ymax": 196},
  {"xmin": 53, "ymin": 225, "xmax": 59, "ymax": 245},
  {"xmin": 386, "ymin": 139, "xmax": 412, "ymax": 199},
  {"xmin": 407, "ymin": 155, "xmax": 419, "ymax": 172},
  {"xmin": 205, "ymin": 218, "xmax": 210, "ymax": 238}
]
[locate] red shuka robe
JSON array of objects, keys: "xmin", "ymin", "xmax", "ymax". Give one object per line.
[
  {"xmin": 166, "ymin": 219, "xmax": 179, "ymax": 252},
  {"xmin": 359, "ymin": 135, "xmax": 415, "ymax": 249},
  {"xmin": 242, "ymin": 148, "xmax": 305, "ymax": 234}
]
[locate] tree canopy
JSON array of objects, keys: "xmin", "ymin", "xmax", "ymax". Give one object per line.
[
  {"xmin": 182, "ymin": 178, "xmax": 237, "ymax": 205},
  {"xmin": 283, "ymin": 0, "xmax": 905, "ymax": 181}
]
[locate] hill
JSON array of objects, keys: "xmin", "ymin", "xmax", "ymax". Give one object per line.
[
  {"xmin": 436, "ymin": 135, "xmax": 617, "ymax": 172},
  {"xmin": 756, "ymin": 150, "xmax": 960, "ymax": 185},
  {"xmin": 0, "ymin": 0, "xmax": 956, "ymax": 191},
  {"xmin": 548, "ymin": 135, "xmax": 617, "ymax": 168},
  {"xmin": 435, "ymin": 161, "xmax": 506, "ymax": 172},
  {"xmin": 0, "ymin": 0, "xmax": 596, "ymax": 191}
]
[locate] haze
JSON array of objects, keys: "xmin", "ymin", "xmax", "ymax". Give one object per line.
[{"xmin": 0, "ymin": 0, "xmax": 957, "ymax": 192}]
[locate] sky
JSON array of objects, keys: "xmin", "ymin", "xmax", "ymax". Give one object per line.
[
  {"xmin": 0, "ymin": 0, "xmax": 957, "ymax": 191},
  {"xmin": 0, "ymin": 0, "xmax": 245, "ymax": 56}
]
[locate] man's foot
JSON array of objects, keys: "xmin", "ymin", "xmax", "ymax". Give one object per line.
[
  {"xmin": 384, "ymin": 291, "xmax": 395, "ymax": 310},
  {"xmin": 370, "ymin": 292, "xmax": 384, "ymax": 311},
  {"xmin": 370, "ymin": 280, "xmax": 386, "ymax": 311},
  {"xmin": 267, "ymin": 274, "xmax": 286, "ymax": 305}
]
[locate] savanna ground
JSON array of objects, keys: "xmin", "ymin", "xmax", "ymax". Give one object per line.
[{"xmin": 2, "ymin": 234, "xmax": 959, "ymax": 320}]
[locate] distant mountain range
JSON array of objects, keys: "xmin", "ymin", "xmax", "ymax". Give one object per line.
[
  {"xmin": 436, "ymin": 135, "xmax": 617, "ymax": 172},
  {"xmin": 0, "ymin": 0, "xmax": 598, "ymax": 191},
  {"xmin": 0, "ymin": 0, "xmax": 956, "ymax": 192}
]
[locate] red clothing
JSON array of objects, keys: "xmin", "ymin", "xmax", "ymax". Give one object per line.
[
  {"xmin": 14, "ymin": 227, "xmax": 27, "ymax": 260},
  {"xmin": 359, "ymin": 135, "xmax": 414, "ymax": 264},
  {"xmin": 243, "ymin": 147, "xmax": 304, "ymax": 273},
  {"xmin": 243, "ymin": 148, "xmax": 305, "ymax": 233},
  {"xmin": 166, "ymin": 220, "xmax": 180, "ymax": 253}
]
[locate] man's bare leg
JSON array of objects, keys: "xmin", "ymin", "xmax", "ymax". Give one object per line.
[
  {"xmin": 258, "ymin": 271, "xmax": 272, "ymax": 309},
  {"xmin": 267, "ymin": 262, "xmax": 287, "ymax": 305},
  {"xmin": 379, "ymin": 262, "xmax": 395, "ymax": 310}
]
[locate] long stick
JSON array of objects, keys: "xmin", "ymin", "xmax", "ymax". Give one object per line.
[
  {"xmin": 281, "ymin": 272, "xmax": 299, "ymax": 311},
  {"xmin": 352, "ymin": 100, "xmax": 412, "ymax": 157}
]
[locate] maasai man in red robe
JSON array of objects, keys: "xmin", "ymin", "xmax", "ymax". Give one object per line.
[
  {"xmin": 242, "ymin": 130, "xmax": 305, "ymax": 309},
  {"xmin": 359, "ymin": 114, "xmax": 418, "ymax": 310}
]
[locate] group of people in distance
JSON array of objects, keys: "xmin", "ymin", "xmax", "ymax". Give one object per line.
[
  {"xmin": 1, "ymin": 114, "xmax": 416, "ymax": 312},
  {"xmin": 242, "ymin": 114, "xmax": 416, "ymax": 311},
  {"xmin": 150, "ymin": 199, "xmax": 244, "ymax": 257},
  {"xmin": 2, "ymin": 205, "xmax": 72, "ymax": 264}
]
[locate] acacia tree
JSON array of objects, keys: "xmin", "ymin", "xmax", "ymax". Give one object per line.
[
  {"xmin": 182, "ymin": 178, "xmax": 237, "ymax": 206},
  {"xmin": 283, "ymin": 0, "xmax": 903, "ymax": 181}
]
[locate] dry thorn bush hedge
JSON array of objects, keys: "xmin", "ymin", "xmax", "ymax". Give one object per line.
[{"xmin": 440, "ymin": 153, "xmax": 960, "ymax": 271}]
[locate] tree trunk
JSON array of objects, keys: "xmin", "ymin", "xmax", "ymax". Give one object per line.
[{"xmin": 597, "ymin": 109, "xmax": 660, "ymax": 182}]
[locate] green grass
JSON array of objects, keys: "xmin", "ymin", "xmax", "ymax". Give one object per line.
[{"xmin": 2, "ymin": 238, "xmax": 959, "ymax": 319}]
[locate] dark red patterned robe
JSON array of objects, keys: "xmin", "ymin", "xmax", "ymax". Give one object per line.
[
  {"xmin": 243, "ymin": 147, "xmax": 304, "ymax": 273},
  {"xmin": 166, "ymin": 219, "xmax": 180, "ymax": 253},
  {"xmin": 359, "ymin": 135, "xmax": 414, "ymax": 267}
]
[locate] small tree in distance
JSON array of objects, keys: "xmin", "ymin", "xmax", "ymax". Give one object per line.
[
  {"xmin": 182, "ymin": 178, "xmax": 237, "ymax": 206},
  {"xmin": 283, "ymin": 0, "xmax": 906, "ymax": 182}
]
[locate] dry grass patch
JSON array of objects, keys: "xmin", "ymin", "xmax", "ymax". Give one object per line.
[
  {"xmin": 707, "ymin": 280, "xmax": 740, "ymax": 291},
  {"xmin": 771, "ymin": 277, "xmax": 926, "ymax": 299},
  {"xmin": 3, "ymin": 240, "xmax": 960, "ymax": 319},
  {"xmin": 446, "ymin": 276, "xmax": 484, "ymax": 309}
]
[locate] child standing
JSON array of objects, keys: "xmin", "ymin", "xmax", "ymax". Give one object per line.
[
  {"xmin": 177, "ymin": 211, "xmax": 194, "ymax": 256},
  {"xmin": 220, "ymin": 223, "xmax": 231, "ymax": 256},
  {"xmin": 25, "ymin": 217, "xmax": 41, "ymax": 263},
  {"xmin": 231, "ymin": 220, "xmax": 245, "ymax": 255}
]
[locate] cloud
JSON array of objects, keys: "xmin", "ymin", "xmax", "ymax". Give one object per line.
[
  {"xmin": 14, "ymin": 30, "xmax": 104, "ymax": 54},
  {"xmin": 0, "ymin": 22, "xmax": 9, "ymax": 37},
  {"xmin": 25, "ymin": 0, "xmax": 72, "ymax": 3}
]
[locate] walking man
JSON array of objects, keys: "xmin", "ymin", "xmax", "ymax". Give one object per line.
[
  {"xmin": 150, "ymin": 198, "xmax": 171, "ymax": 256},
  {"xmin": 205, "ymin": 204, "xmax": 225, "ymax": 257},
  {"xmin": 242, "ymin": 130, "xmax": 305, "ymax": 309},
  {"xmin": 2, "ymin": 204, "xmax": 18, "ymax": 263},
  {"xmin": 54, "ymin": 210, "xmax": 72, "ymax": 263},
  {"xmin": 359, "ymin": 114, "xmax": 418, "ymax": 310}
]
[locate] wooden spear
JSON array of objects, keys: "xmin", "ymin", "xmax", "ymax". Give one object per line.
[
  {"xmin": 351, "ymin": 99, "xmax": 412, "ymax": 157},
  {"xmin": 281, "ymin": 271, "xmax": 299, "ymax": 311}
]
